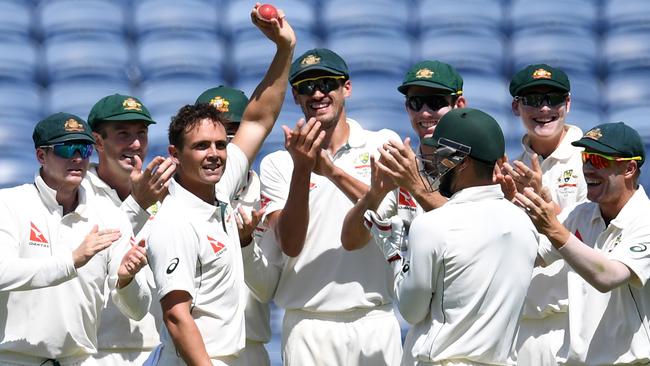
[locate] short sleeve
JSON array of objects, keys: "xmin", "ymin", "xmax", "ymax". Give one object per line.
[
  {"xmin": 148, "ymin": 218, "xmax": 200, "ymax": 300},
  {"xmin": 259, "ymin": 152, "xmax": 291, "ymax": 216},
  {"xmin": 218, "ymin": 144, "xmax": 249, "ymax": 202},
  {"xmin": 608, "ymin": 223, "xmax": 650, "ymax": 287}
]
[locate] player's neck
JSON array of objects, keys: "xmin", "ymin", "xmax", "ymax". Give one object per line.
[
  {"xmin": 528, "ymin": 126, "xmax": 567, "ymax": 159},
  {"xmin": 324, "ymin": 114, "xmax": 350, "ymax": 156},
  {"xmin": 96, "ymin": 163, "xmax": 131, "ymax": 201}
]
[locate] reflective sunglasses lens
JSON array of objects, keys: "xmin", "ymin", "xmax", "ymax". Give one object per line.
[
  {"xmin": 407, "ymin": 96, "xmax": 450, "ymax": 111},
  {"xmin": 582, "ymin": 152, "xmax": 609, "ymax": 169},
  {"xmin": 53, "ymin": 143, "xmax": 93, "ymax": 159}
]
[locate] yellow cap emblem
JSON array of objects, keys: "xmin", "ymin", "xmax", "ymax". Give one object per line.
[
  {"xmin": 415, "ymin": 68, "xmax": 434, "ymax": 79},
  {"xmin": 584, "ymin": 128, "xmax": 602, "ymax": 140},
  {"xmin": 532, "ymin": 68, "xmax": 552, "ymax": 79},
  {"xmin": 209, "ymin": 96, "xmax": 230, "ymax": 113},
  {"xmin": 122, "ymin": 97, "xmax": 142, "ymax": 111},
  {"xmin": 64, "ymin": 118, "xmax": 84, "ymax": 132},
  {"xmin": 301, "ymin": 54, "xmax": 321, "ymax": 67}
]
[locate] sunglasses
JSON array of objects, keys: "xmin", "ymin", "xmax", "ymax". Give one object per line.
[
  {"xmin": 581, "ymin": 151, "xmax": 641, "ymax": 169},
  {"xmin": 41, "ymin": 143, "xmax": 94, "ymax": 159},
  {"xmin": 292, "ymin": 75, "xmax": 345, "ymax": 96},
  {"xmin": 516, "ymin": 93, "xmax": 568, "ymax": 108},
  {"xmin": 406, "ymin": 95, "xmax": 452, "ymax": 112}
]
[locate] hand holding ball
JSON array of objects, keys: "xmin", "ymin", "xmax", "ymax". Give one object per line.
[{"xmin": 257, "ymin": 4, "xmax": 279, "ymax": 21}]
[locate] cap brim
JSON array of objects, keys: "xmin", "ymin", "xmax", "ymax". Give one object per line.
[
  {"xmin": 397, "ymin": 81, "xmax": 455, "ymax": 95},
  {"xmin": 290, "ymin": 66, "xmax": 347, "ymax": 83},
  {"xmin": 421, "ymin": 136, "xmax": 438, "ymax": 147},
  {"xmin": 514, "ymin": 80, "xmax": 570, "ymax": 96},
  {"xmin": 571, "ymin": 138, "xmax": 621, "ymax": 155},
  {"xmin": 101, "ymin": 112, "xmax": 156, "ymax": 124},
  {"xmin": 47, "ymin": 133, "xmax": 96, "ymax": 145}
]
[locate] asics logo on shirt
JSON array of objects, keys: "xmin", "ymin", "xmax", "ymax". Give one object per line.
[
  {"xmin": 166, "ymin": 258, "xmax": 179, "ymax": 274},
  {"xmin": 29, "ymin": 222, "xmax": 49, "ymax": 248}
]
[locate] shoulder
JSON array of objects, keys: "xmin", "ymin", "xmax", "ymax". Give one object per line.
[{"xmin": 260, "ymin": 150, "xmax": 291, "ymax": 174}]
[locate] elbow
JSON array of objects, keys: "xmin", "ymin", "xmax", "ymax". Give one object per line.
[
  {"xmin": 591, "ymin": 278, "xmax": 618, "ymax": 293},
  {"xmin": 280, "ymin": 240, "xmax": 301, "ymax": 258}
]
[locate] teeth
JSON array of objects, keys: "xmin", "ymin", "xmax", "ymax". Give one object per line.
[
  {"xmin": 310, "ymin": 102, "xmax": 328, "ymax": 109},
  {"xmin": 586, "ymin": 178, "xmax": 600, "ymax": 185},
  {"xmin": 419, "ymin": 121, "xmax": 437, "ymax": 128}
]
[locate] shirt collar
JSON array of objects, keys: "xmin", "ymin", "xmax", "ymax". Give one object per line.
[
  {"xmin": 447, "ymin": 184, "xmax": 505, "ymax": 205},
  {"xmin": 85, "ymin": 163, "xmax": 122, "ymax": 204},
  {"xmin": 34, "ymin": 171, "xmax": 89, "ymax": 217},
  {"xmin": 346, "ymin": 118, "xmax": 366, "ymax": 149},
  {"xmin": 168, "ymin": 178, "xmax": 225, "ymax": 221},
  {"xmin": 521, "ymin": 124, "xmax": 583, "ymax": 162},
  {"xmin": 609, "ymin": 185, "xmax": 649, "ymax": 230}
]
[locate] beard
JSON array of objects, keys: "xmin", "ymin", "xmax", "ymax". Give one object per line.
[{"xmin": 438, "ymin": 165, "xmax": 457, "ymax": 198}]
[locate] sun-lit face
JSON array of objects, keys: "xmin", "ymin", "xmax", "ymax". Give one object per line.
[
  {"xmin": 582, "ymin": 152, "xmax": 631, "ymax": 205},
  {"xmin": 37, "ymin": 145, "xmax": 89, "ymax": 191},
  {"xmin": 170, "ymin": 118, "xmax": 228, "ymax": 193},
  {"xmin": 292, "ymin": 73, "xmax": 351, "ymax": 131},
  {"xmin": 512, "ymin": 86, "xmax": 570, "ymax": 143},
  {"xmin": 405, "ymin": 85, "xmax": 463, "ymax": 140},
  {"xmin": 94, "ymin": 121, "xmax": 149, "ymax": 176}
]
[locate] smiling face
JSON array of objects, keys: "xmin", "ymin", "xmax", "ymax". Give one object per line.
[
  {"xmin": 512, "ymin": 86, "xmax": 570, "ymax": 145},
  {"xmin": 405, "ymin": 85, "xmax": 465, "ymax": 140},
  {"xmin": 292, "ymin": 72, "xmax": 350, "ymax": 131},
  {"xmin": 37, "ymin": 144, "xmax": 89, "ymax": 192},
  {"xmin": 170, "ymin": 118, "xmax": 228, "ymax": 198},
  {"xmin": 94, "ymin": 121, "xmax": 149, "ymax": 177},
  {"xmin": 582, "ymin": 152, "xmax": 632, "ymax": 205}
]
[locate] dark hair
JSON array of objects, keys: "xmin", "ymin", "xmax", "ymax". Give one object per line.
[
  {"xmin": 91, "ymin": 121, "xmax": 109, "ymax": 138},
  {"xmin": 472, "ymin": 157, "xmax": 496, "ymax": 180},
  {"xmin": 168, "ymin": 103, "xmax": 229, "ymax": 149}
]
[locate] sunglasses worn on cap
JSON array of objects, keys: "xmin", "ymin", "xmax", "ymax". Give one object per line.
[
  {"xmin": 406, "ymin": 95, "xmax": 452, "ymax": 112},
  {"xmin": 42, "ymin": 143, "xmax": 94, "ymax": 159},
  {"xmin": 516, "ymin": 93, "xmax": 568, "ymax": 108},
  {"xmin": 581, "ymin": 151, "xmax": 641, "ymax": 169},
  {"xmin": 292, "ymin": 75, "xmax": 345, "ymax": 96}
]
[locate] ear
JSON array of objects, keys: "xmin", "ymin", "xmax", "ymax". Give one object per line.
[
  {"xmin": 168, "ymin": 145, "xmax": 180, "ymax": 166},
  {"xmin": 291, "ymin": 88, "xmax": 299, "ymax": 105},
  {"xmin": 511, "ymin": 99, "xmax": 521, "ymax": 117},
  {"xmin": 455, "ymin": 96, "xmax": 467, "ymax": 108},
  {"xmin": 36, "ymin": 148, "xmax": 47, "ymax": 165},
  {"xmin": 565, "ymin": 93, "xmax": 572, "ymax": 113},
  {"xmin": 93, "ymin": 132, "xmax": 104, "ymax": 152},
  {"xmin": 342, "ymin": 79, "xmax": 352, "ymax": 98},
  {"xmin": 624, "ymin": 160, "xmax": 638, "ymax": 179}
]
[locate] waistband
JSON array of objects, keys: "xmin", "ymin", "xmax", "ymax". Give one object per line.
[{"xmin": 285, "ymin": 303, "xmax": 395, "ymax": 322}]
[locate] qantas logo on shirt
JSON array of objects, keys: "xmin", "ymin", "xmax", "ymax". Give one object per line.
[
  {"xmin": 309, "ymin": 182, "xmax": 317, "ymax": 191},
  {"xmin": 398, "ymin": 188, "xmax": 417, "ymax": 209},
  {"xmin": 29, "ymin": 222, "xmax": 49, "ymax": 247},
  {"xmin": 207, "ymin": 235, "xmax": 227, "ymax": 258},
  {"xmin": 260, "ymin": 194, "xmax": 272, "ymax": 210}
]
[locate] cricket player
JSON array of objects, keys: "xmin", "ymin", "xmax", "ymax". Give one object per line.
[
  {"xmin": 0, "ymin": 112, "xmax": 151, "ymax": 365},
  {"xmin": 258, "ymin": 47, "xmax": 402, "ymax": 366},
  {"xmin": 341, "ymin": 60, "xmax": 466, "ymax": 254},
  {"xmin": 195, "ymin": 85, "xmax": 272, "ymax": 366},
  {"xmin": 517, "ymin": 121, "xmax": 650, "ymax": 365},
  {"xmin": 83, "ymin": 93, "xmax": 175, "ymax": 365},
  {"xmin": 375, "ymin": 108, "xmax": 540, "ymax": 365},
  {"xmin": 145, "ymin": 6, "xmax": 295, "ymax": 364},
  {"xmin": 504, "ymin": 64, "xmax": 587, "ymax": 365}
]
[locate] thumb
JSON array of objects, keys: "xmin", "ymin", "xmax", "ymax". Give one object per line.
[{"xmin": 403, "ymin": 137, "xmax": 411, "ymax": 149}]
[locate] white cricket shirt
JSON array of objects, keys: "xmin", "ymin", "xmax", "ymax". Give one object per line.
[
  {"xmin": 83, "ymin": 165, "xmax": 161, "ymax": 350},
  {"xmin": 0, "ymin": 173, "xmax": 151, "ymax": 361},
  {"xmin": 260, "ymin": 118, "xmax": 400, "ymax": 312},
  {"xmin": 400, "ymin": 184, "xmax": 539, "ymax": 364},
  {"xmin": 147, "ymin": 143, "xmax": 248, "ymax": 357},
  {"xmin": 538, "ymin": 186, "xmax": 650, "ymax": 365}
]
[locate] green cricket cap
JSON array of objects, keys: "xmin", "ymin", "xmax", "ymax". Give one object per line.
[
  {"xmin": 87, "ymin": 94, "xmax": 155, "ymax": 130},
  {"xmin": 509, "ymin": 63, "xmax": 571, "ymax": 96},
  {"xmin": 33, "ymin": 112, "xmax": 95, "ymax": 147},
  {"xmin": 572, "ymin": 122, "xmax": 645, "ymax": 167},
  {"xmin": 195, "ymin": 86, "xmax": 249, "ymax": 123},
  {"xmin": 290, "ymin": 48, "xmax": 349, "ymax": 83},
  {"xmin": 398, "ymin": 60, "xmax": 463, "ymax": 95},
  {"xmin": 422, "ymin": 108, "xmax": 505, "ymax": 164}
]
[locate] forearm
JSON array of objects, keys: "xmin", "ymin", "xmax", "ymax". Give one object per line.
[
  {"xmin": 165, "ymin": 311, "xmax": 212, "ymax": 365},
  {"xmin": 341, "ymin": 189, "xmax": 386, "ymax": 250},
  {"xmin": 557, "ymin": 234, "xmax": 632, "ymax": 292},
  {"xmin": 408, "ymin": 181, "xmax": 447, "ymax": 211},
  {"xmin": 325, "ymin": 166, "xmax": 369, "ymax": 202},
  {"xmin": 0, "ymin": 256, "xmax": 77, "ymax": 291},
  {"xmin": 276, "ymin": 170, "xmax": 311, "ymax": 257}
]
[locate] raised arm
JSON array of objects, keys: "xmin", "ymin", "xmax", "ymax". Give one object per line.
[{"xmin": 231, "ymin": 5, "xmax": 297, "ymax": 165}]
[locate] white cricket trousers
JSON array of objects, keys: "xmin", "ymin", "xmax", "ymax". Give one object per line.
[
  {"xmin": 93, "ymin": 349, "xmax": 153, "ymax": 366},
  {"xmin": 144, "ymin": 344, "xmax": 247, "ymax": 366},
  {"xmin": 513, "ymin": 313, "xmax": 566, "ymax": 366},
  {"xmin": 238, "ymin": 339, "xmax": 270, "ymax": 366},
  {"xmin": 0, "ymin": 353, "xmax": 96, "ymax": 366},
  {"xmin": 281, "ymin": 303, "xmax": 402, "ymax": 366}
]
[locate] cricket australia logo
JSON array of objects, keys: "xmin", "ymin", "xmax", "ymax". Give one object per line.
[
  {"xmin": 532, "ymin": 68, "xmax": 552, "ymax": 79},
  {"xmin": 209, "ymin": 96, "xmax": 230, "ymax": 113},
  {"xmin": 415, "ymin": 68, "xmax": 434, "ymax": 79},
  {"xmin": 301, "ymin": 54, "xmax": 321, "ymax": 67},
  {"xmin": 122, "ymin": 97, "xmax": 142, "ymax": 111},
  {"xmin": 557, "ymin": 169, "xmax": 578, "ymax": 190}
]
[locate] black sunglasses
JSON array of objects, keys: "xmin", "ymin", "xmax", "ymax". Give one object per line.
[
  {"xmin": 406, "ymin": 95, "xmax": 452, "ymax": 112},
  {"xmin": 292, "ymin": 75, "xmax": 345, "ymax": 96},
  {"xmin": 516, "ymin": 92, "xmax": 568, "ymax": 108}
]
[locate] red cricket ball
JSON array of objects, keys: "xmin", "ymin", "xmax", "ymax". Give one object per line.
[{"xmin": 257, "ymin": 4, "xmax": 278, "ymax": 21}]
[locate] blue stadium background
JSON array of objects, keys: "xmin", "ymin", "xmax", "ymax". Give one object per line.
[{"xmin": 1, "ymin": 0, "xmax": 649, "ymax": 363}]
